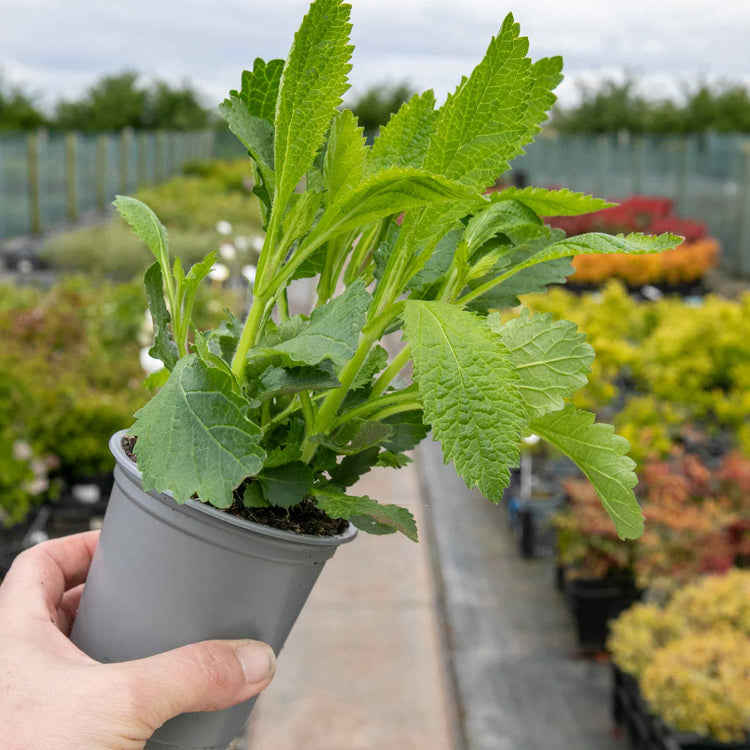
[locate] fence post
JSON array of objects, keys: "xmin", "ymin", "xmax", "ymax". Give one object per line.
[
  {"xmin": 632, "ymin": 136, "xmax": 644, "ymax": 194},
  {"xmin": 205, "ymin": 129, "xmax": 215, "ymax": 160},
  {"xmin": 155, "ymin": 130, "xmax": 166, "ymax": 182},
  {"xmin": 137, "ymin": 131, "xmax": 149, "ymax": 187},
  {"xmin": 27, "ymin": 131, "xmax": 42, "ymax": 235},
  {"xmin": 595, "ymin": 134, "xmax": 608, "ymax": 197},
  {"xmin": 65, "ymin": 132, "xmax": 78, "ymax": 223},
  {"xmin": 674, "ymin": 138, "xmax": 690, "ymax": 215},
  {"xmin": 95, "ymin": 133, "xmax": 108, "ymax": 212},
  {"xmin": 119, "ymin": 127, "xmax": 133, "ymax": 194},
  {"xmin": 738, "ymin": 143, "xmax": 750, "ymax": 278}
]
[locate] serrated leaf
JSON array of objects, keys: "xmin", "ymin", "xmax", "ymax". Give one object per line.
[
  {"xmin": 307, "ymin": 166, "xmax": 476, "ymax": 249},
  {"xmin": 509, "ymin": 231, "xmax": 682, "ymax": 277},
  {"xmin": 183, "ymin": 250, "xmax": 218, "ymax": 311},
  {"xmin": 376, "ymin": 451, "xmax": 412, "ymax": 469},
  {"xmin": 130, "ymin": 355, "xmax": 265, "ymax": 508},
  {"xmin": 406, "ymin": 229, "xmax": 461, "ymax": 293},
  {"xmin": 240, "ymin": 57, "xmax": 284, "ymax": 122},
  {"xmin": 367, "ymin": 90, "xmax": 438, "ymax": 173},
  {"xmin": 315, "ymin": 419, "xmax": 392, "ymax": 455},
  {"xmin": 351, "ymin": 345, "xmax": 388, "ymax": 390},
  {"xmin": 273, "ymin": 280, "xmax": 370, "ymax": 368},
  {"xmin": 329, "ymin": 445, "xmax": 380, "ymax": 488},
  {"xmin": 464, "ymin": 199, "xmax": 542, "ymax": 253},
  {"xmin": 274, "ymin": 0, "xmax": 353, "ymax": 207},
  {"xmin": 402, "ymin": 301, "xmax": 526, "ymax": 501},
  {"xmin": 193, "ymin": 330, "xmax": 236, "ymax": 383},
  {"xmin": 114, "ymin": 195, "xmax": 170, "ymax": 271},
  {"xmin": 219, "ymin": 95, "xmax": 275, "ymax": 172},
  {"xmin": 490, "ymin": 309, "xmax": 594, "ymax": 417},
  {"xmin": 258, "ymin": 462, "xmax": 313, "ymax": 508},
  {"xmin": 324, "ymin": 109, "xmax": 367, "ymax": 204},
  {"xmin": 529, "ymin": 405, "xmax": 643, "ymax": 539},
  {"xmin": 143, "ymin": 262, "xmax": 178, "ymax": 370},
  {"xmin": 314, "ymin": 488, "xmax": 418, "ymax": 541},
  {"xmin": 492, "ymin": 186, "xmax": 614, "ymax": 216},
  {"xmin": 381, "ymin": 409, "xmax": 430, "ymax": 453},
  {"xmin": 258, "ymin": 361, "xmax": 340, "ymax": 400},
  {"xmin": 423, "ymin": 14, "xmax": 538, "ymax": 189},
  {"xmin": 263, "ymin": 441, "xmax": 303, "ymax": 468}
]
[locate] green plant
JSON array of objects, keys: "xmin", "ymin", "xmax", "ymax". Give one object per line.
[{"xmin": 118, "ymin": 0, "xmax": 680, "ymax": 541}]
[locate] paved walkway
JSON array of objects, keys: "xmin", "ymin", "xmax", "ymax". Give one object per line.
[{"xmin": 246, "ymin": 461, "xmax": 458, "ymax": 749}]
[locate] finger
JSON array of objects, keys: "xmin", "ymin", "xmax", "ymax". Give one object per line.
[
  {"xmin": 56, "ymin": 583, "xmax": 85, "ymax": 636},
  {"xmin": 113, "ymin": 639, "xmax": 276, "ymax": 729},
  {"xmin": 0, "ymin": 531, "xmax": 99, "ymax": 614}
]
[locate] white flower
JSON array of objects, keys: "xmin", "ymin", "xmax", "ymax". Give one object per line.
[
  {"xmin": 522, "ymin": 434, "xmax": 540, "ymax": 446},
  {"xmin": 219, "ymin": 242, "xmax": 237, "ymax": 261},
  {"xmin": 241, "ymin": 265, "xmax": 257, "ymax": 284},
  {"xmin": 208, "ymin": 263, "xmax": 230, "ymax": 282},
  {"xmin": 216, "ymin": 220, "xmax": 233, "ymax": 236},
  {"xmin": 234, "ymin": 235, "xmax": 250, "ymax": 252},
  {"xmin": 250, "ymin": 235, "xmax": 264, "ymax": 253},
  {"xmin": 140, "ymin": 347, "xmax": 165, "ymax": 375},
  {"xmin": 12, "ymin": 441, "xmax": 33, "ymax": 462}
]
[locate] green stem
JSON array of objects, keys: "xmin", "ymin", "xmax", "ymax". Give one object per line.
[
  {"xmin": 455, "ymin": 265, "xmax": 519, "ymax": 306},
  {"xmin": 262, "ymin": 396, "xmax": 301, "ymax": 434},
  {"xmin": 333, "ymin": 387, "xmax": 417, "ymax": 427},
  {"xmin": 364, "ymin": 401, "xmax": 422, "ymax": 423},
  {"xmin": 230, "ymin": 294, "xmax": 269, "ymax": 380},
  {"xmin": 371, "ymin": 346, "xmax": 411, "ymax": 399},
  {"xmin": 300, "ymin": 391, "xmax": 315, "ymax": 439}
]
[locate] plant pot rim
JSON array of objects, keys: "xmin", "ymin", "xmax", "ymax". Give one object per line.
[{"xmin": 110, "ymin": 430, "xmax": 357, "ymax": 549}]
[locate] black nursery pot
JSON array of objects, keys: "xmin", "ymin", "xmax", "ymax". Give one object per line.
[
  {"xmin": 565, "ymin": 578, "xmax": 639, "ymax": 651},
  {"xmin": 71, "ymin": 431, "xmax": 357, "ymax": 749}
]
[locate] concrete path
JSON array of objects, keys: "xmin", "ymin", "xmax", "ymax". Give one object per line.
[{"xmin": 246, "ymin": 461, "xmax": 458, "ymax": 750}]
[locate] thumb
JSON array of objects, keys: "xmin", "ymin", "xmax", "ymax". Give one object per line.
[{"xmin": 112, "ymin": 639, "xmax": 276, "ymax": 729}]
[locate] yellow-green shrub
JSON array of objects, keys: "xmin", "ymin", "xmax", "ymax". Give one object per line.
[{"xmin": 641, "ymin": 632, "xmax": 749, "ymax": 742}]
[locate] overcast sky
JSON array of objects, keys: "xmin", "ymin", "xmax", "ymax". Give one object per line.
[{"xmin": 2, "ymin": 0, "xmax": 749, "ymax": 111}]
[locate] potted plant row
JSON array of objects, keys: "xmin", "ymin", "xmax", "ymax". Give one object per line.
[
  {"xmin": 554, "ymin": 451, "xmax": 748, "ymax": 649},
  {"xmin": 67, "ymin": 2, "xmax": 679, "ymax": 747},
  {"xmin": 609, "ymin": 571, "xmax": 750, "ymax": 750}
]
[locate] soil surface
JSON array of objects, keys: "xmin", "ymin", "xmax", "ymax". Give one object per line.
[{"xmin": 121, "ymin": 436, "xmax": 347, "ymax": 537}]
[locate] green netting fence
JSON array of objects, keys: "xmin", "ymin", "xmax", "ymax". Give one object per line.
[
  {"xmin": 2, "ymin": 129, "xmax": 749, "ymax": 276},
  {"xmin": 0, "ymin": 129, "xmax": 214, "ymax": 241},
  {"xmin": 510, "ymin": 133, "xmax": 750, "ymax": 277}
]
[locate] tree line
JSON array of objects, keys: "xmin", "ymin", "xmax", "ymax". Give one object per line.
[
  {"xmin": 0, "ymin": 72, "xmax": 211, "ymax": 132},
  {"xmin": 551, "ymin": 78, "xmax": 750, "ymax": 135}
]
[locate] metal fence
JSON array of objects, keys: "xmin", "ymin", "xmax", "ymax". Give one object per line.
[
  {"xmin": 0, "ymin": 129, "xmax": 214, "ymax": 241},
  {"xmin": 510, "ymin": 133, "xmax": 750, "ymax": 277}
]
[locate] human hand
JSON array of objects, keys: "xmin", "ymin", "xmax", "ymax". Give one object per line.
[{"xmin": 0, "ymin": 531, "xmax": 275, "ymax": 749}]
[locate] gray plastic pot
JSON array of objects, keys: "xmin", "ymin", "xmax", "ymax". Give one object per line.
[{"xmin": 71, "ymin": 431, "xmax": 357, "ymax": 749}]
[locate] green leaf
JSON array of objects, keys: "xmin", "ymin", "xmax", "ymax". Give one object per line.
[
  {"xmin": 423, "ymin": 14, "xmax": 539, "ymax": 189},
  {"xmin": 381, "ymin": 410, "xmax": 429, "ymax": 453},
  {"xmin": 279, "ymin": 190, "xmax": 323, "ymax": 257},
  {"xmin": 492, "ymin": 186, "xmax": 614, "ymax": 216},
  {"xmin": 263, "ymin": 441, "xmax": 303, "ymax": 468},
  {"xmin": 258, "ymin": 462, "xmax": 313, "ymax": 508},
  {"xmin": 144, "ymin": 368, "xmax": 169, "ymax": 390},
  {"xmin": 258, "ymin": 362, "xmax": 340, "ymax": 400},
  {"xmin": 243, "ymin": 482, "xmax": 270, "ymax": 508},
  {"xmin": 402, "ymin": 301, "xmax": 526, "ymax": 501},
  {"xmin": 240, "ymin": 57, "xmax": 284, "ymax": 122},
  {"xmin": 272, "ymin": 280, "xmax": 370, "ymax": 368},
  {"xmin": 406, "ymin": 229, "xmax": 461, "ymax": 293},
  {"xmin": 219, "ymin": 95, "xmax": 275, "ymax": 172},
  {"xmin": 464, "ymin": 199, "xmax": 542, "ymax": 254},
  {"xmin": 350, "ymin": 345, "xmax": 388, "ymax": 390},
  {"xmin": 314, "ymin": 488, "xmax": 418, "ymax": 541},
  {"xmin": 114, "ymin": 195, "xmax": 170, "ymax": 272},
  {"xmin": 315, "ymin": 420, "xmax": 392, "ymax": 455},
  {"xmin": 130, "ymin": 355, "xmax": 265, "ymax": 508},
  {"xmin": 367, "ymin": 90, "xmax": 438, "ymax": 173},
  {"xmin": 329, "ymin": 445, "xmax": 380, "ymax": 488},
  {"xmin": 183, "ymin": 250, "xmax": 218, "ymax": 309},
  {"xmin": 274, "ymin": 0, "xmax": 353, "ymax": 207},
  {"xmin": 307, "ymin": 166, "xmax": 476, "ymax": 249},
  {"xmin": 490, "ymin": 309, "xmax": 594, "ymax": 417},
  {"xmin": 323, "ymin": 109, "xmax": 367, "ymax": 204},
  {"xmin": 529, "ymin": 405, "xmax": 643, "ymax": 539},
  {"xmin": 523, "ymin": 56, "xmax": 564, "ymax": 142},
  {"xmin": 143, "ymin": 262, "xmax": 178, "ymax": 370},
  {"xmin": 193, "ymin": 330, "xmax": 237, "ymax": 384},
  {"xmin": 508, "ymin": 231, "xmax": 682, "ymax": 276}
]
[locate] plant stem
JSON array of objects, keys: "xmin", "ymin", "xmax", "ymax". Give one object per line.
[
  {"xmin": 262, "ymin": 395, "xmax": 301, "ymax": 433},
  {"xmin": 333, "ymin": 386, "xmax": 417, "ymax": 427},
  {"xmin": 230, "ymin": 294, "xmax": 269, "ymax": 380},
  {"xmin": 364, "ymin": 401, "xmax": 422, "ymax": 423},
  {"xmin": 371, "ymin": 345, "xmax": 411, "ymax": 398},
  {"xmin": 455, "ymin": 265, "xmax": 519, "ymax": 306}
]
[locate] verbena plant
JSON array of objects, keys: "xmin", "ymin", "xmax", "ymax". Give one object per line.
[{"xmin": 116, "ymin": 0, "xmax": 680, "ymax": 542}]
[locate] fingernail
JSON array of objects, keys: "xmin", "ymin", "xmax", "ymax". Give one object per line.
[{"xmin": 236, "ymin": 641, "xmax": 276, "ymax": 684}]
